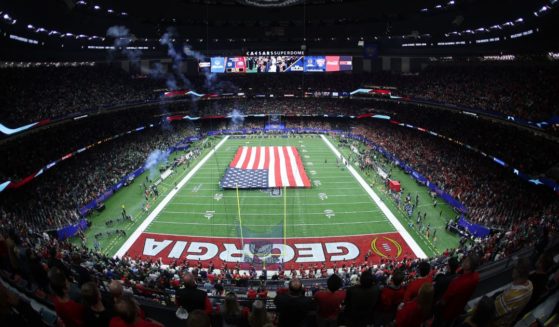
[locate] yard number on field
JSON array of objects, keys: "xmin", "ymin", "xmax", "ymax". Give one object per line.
[{"xmin": 324, "ymin": 209, "xmax": 335, "ymax": 218}]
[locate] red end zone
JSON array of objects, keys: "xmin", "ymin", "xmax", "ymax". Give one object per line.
[{"xmin": 124, "ymin": 232, "xmax": 416, "ymax": 269}]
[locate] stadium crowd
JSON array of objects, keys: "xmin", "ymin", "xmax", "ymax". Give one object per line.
[
  {"xmin": 351, "ymin": 120, "xmax": 558, "ymax": 230},
  {"xmin": 0, "ymin": 120, "xmax": 200, "ymax": 231},
  {"xmin": 1, "ymin": 63, "xmax": 558, "ymax": 127},
  {"xmin": 397, "ymin": 64, "xmax": 559, "ymax": 121},
  {"xmin": 0, "ymin": 66, "xmax": 160, "ymax": 125},
  {"xmin": 0, "ymin": 208, "xmax": 557, "ymax": 327}
]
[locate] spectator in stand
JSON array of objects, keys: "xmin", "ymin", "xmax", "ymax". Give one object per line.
[
  {"xmin": 274, "ymin": 278, "xmax": 315, "ymax": 327},
  {"xmin": 436, "ymin": 255, "xmax": 480, "ymax": 325},
  {"xmin": 176, "ymin": 273, "xmax": 212, "ymax": 316},
  {"xmin": 109, "ymin": 280, "xmax": 128, "ymax": 304},
  {"xmin": 314, "ymin": 274, "xmax": 346, "ymax": 327},
  {"xmin": 71, "ymin": 252, "xmax": 92, "ymax": 287},
  {"xmin": 404, "ymin": 261, "xmax": 432, "ymax": 302},
  {"xmin": 109, "ymin": 295, "xmax": 162, "ymax": 327},
  {"xmin": 49, "ymin": 267, "xmax": 84, "ymax": 327},
  {"xmin": 0, "ymin": 282, "xmax": 44, "ymax": 326},
  {"xmin": 219, "ymin": 292, "xmax": 248, "ymax": 327},
  {"xmin": 522, "ymin": 252, "xmax": 554, "ymax": 314},
  {"xmin": 81, "ymin": 281, "xmax": 115, "ymax": 327},
  {"xmin": 248, "ymin": 300, "xmax": 271, "ymax": 327},
  {"xmin": 187, "ymin": 310, "xmax": 211, "ymax": 327},
  {"xmin": 396, "ymin": 282, "xmax": 435, "ymax": 327},
  {"xmin": 376, "ymin": 270, "xmax": 405, "ymax": 326},
  {"xmin": 28, "ymin": 250, "xmax": 49, "ymax": 291},
  {"xmin": 247, "ymin": 287, "xmax": 257, "ymax": 300},
  {"xmin": 257, "ymin": 286, "xmax": 268, "ymax": 299},
  {"xmin": 492, "ymin": 258, "xmax": 534, "ymax": 327},
  {"xmin": 433, "ymin": 256, "xmax": 459, "ymax": 301},
  {"xmin": 456, "ymin": 295, "xmax": 495, "ymax": 327},
  {"xmin": 343, "ymin": 269, "xmax": 380, "ymax": 327}
]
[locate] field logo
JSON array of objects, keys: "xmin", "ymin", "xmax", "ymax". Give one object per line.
[
  {"xmin": 213, "ymin": 193, "xmax": 223, "ymax": 201},
  {"xmin": 319, "ymin": 193, "xmax": 328, "ymax": 200},
  {"xmin": 371, "ymin": 236, "xmax": 403, "ymax": 258},
  {"xmin": 244, "ymin": 241, "xmax": 280, "ymax": 265},
  {"xmin": 324, "ymin": 209, "xmax": 335, "ymax": 218},
  {"xmin": 204, "ymin": 211, "xmax": 215, "ymax": 219},
  {"xmin": 270, "ymin": 188, "xmax": 282, "ymax": 197}
]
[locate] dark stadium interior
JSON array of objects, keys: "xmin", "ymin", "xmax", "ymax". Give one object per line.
[{"xmin": 1, "ymin": 1, "xmax": 559, "ymax": 327}]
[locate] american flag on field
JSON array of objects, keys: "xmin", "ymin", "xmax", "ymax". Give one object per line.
[{"xmin": 220, "ymin": 146, "xmax": 311, "ymax": 189}]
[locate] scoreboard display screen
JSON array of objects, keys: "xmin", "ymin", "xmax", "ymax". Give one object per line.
[
  {"xmin": 246, "ymin": 56, "xmax": 304, "ymax": 73},
  {"xmin": 209, "ymin": 55, "xmax": 351, "ymax": 73}
]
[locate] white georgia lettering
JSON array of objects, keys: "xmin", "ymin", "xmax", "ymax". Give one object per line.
[
  {"xmin": 143, "ymin": 238, "xmax": 172, "ymax": 256},
  {"xmin": 325, "ymin": 242, "xmax": 359, "ymax": 261},
  {"xmin": 168, "ymin": 241, "xmax": 188, "ymax": 259},
  {"xmin": 272, "ymin": 244, "xmax": 295, "ymax": 263},
  {"xmin": 219, "ymin": 243, "xmax": 248, "ymax": 262},
  {"xmin": 294, "ymin": 243, "xmax": 325, "ymax": 263},
  {"xmin": 186, "ymin": 242, "xmax": 219, "ymax": 261}
]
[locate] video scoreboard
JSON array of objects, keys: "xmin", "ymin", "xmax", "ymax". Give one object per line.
[{"xmin": 200, "ymin": 55, "xmax": 352, "ymax": 73}]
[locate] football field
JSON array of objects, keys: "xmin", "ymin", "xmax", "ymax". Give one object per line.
[
  {"xmin": 78, "ymin": 133, "xmax": 460, "ymax": 269},
  {"xmin": 148, "ymin": 136, "xmax": 396, "ymax": 237}
]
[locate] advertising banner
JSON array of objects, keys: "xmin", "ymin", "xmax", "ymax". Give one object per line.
[
  {"xmin": 210, "ymin": 57, "xmax": 226, "ymax": 73},
  {"xmin": 325, "ymin": 56, "xmax": 340, "ymax": 72},
  {"xmin": 225, "ymin": 57, "xmax": 246, "ymax": 73},
  {"xmin": 304, "ymin": 56, "xmax": 326, "ymax": 72},
  {"xmin": 339, "ymin": 56, "xmax": 353, "ymax": 71}
]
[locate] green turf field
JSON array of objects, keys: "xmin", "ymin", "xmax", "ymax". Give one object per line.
[{"xmin": 76, "ymin": 134, "xmax": 460, "ymax": 258}]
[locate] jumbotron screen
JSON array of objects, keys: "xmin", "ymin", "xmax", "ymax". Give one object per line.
[{"xmin": 208, "ymin": 55, "xmax": 352, "ymax": 73}]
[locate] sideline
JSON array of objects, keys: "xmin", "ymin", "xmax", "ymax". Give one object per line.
[
  {"xmin": 114, "ymin": 136, "xmax": 230, "ymax": 258},
  {"xmin": 320, "ymin": 134, "xmax": 427, "ymax": 258}
]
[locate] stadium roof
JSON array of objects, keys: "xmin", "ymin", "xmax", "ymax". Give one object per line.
[{"xmin": 1, "ymin": 0, "xmax": 558, "ymax": 58}]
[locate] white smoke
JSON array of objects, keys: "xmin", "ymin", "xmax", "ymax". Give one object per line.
[
  {"xmin": 230, "ymin": 109, "xmax": 245, "ymax": 128},
  {"xmin": 144, "ymin": 149, "xmax": 170, "ymax": 178},
  {"xmin": 106, "ymin": 26, "xmax": 141, "ymax": 66},
  {"xmin": 159, "ymin": 28, "xmax": 191, "ymax": 90}
]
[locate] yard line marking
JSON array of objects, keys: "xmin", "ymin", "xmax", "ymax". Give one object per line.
[
  {"xmin": 173, "ymin": 194, "xmax": 372, "ymax": 198},
  {"xmin": 142, "ymin": 230, "xmax": 397, "ymax": 240},
  {"xmin": 114, "ymin": 135, "xmax": 230, "ymax": 259},
  {"xmin": 150, "ymin": 220, "xmax": 390, "ymax": 227},
  {"xmin": 160, "ymin": 210, "xmax": 381, "ymax": 216},
  {"xmin": 187, "ymin": 187, "xmax": 367, "ymax": 191},
  {"xmin": 169, "ymin": 201, "xmax": 375, "ymax": 206},
  {"xmin": 320, "ymin": 134, "xmax": 427, "ymax": 259}
]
